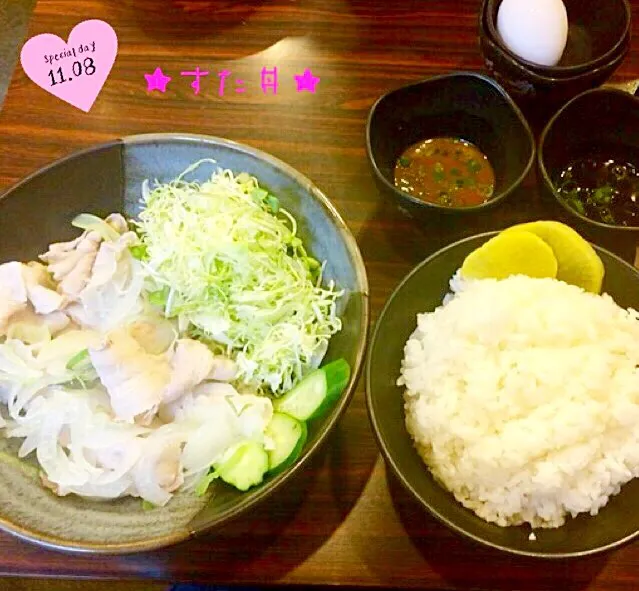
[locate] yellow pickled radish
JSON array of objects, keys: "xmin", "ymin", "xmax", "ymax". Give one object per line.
[
  {"xmin": 461, "ymin": 231, "xmax": 558, "ymax": 281},
  {"xmin": 502, "ymin": 221, "xmax": 604, "ymax": 293}
]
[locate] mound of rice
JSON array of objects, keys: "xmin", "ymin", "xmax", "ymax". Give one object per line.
[{"xmin": 398, "ymin": 274, "xmax": 639, "ymax": 528}]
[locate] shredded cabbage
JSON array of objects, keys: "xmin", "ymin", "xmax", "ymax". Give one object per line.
[{"xmin": 134, "ymin": 161, "xmax": 343, "ymax": 395}]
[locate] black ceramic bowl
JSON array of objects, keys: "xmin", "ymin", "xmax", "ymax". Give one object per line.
[
  {"xmin": 539, "ymin": 87, "xmax": 639, "ymax": 237},
  {"xmin": 485, "ymin": 0, "xmax": 631, "ymax": 77},
  {"xmin": 0, "ymin": 133, "xmax": 369, "ymax": 553},
  {"xmin": 366, "ymin": 232, "xmax": 639, "ymax": 558},
  {"xmin": 366, "ymin": 72, "xmax": 535, "ymax": 217},
  {"xmin": 479, "ymin": 3, "xmax": 629, "ymax": 109}
]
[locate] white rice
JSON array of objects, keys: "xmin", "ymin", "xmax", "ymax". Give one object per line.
[{"xmin": 398, "ymin": 273, "xmax": 639, "ymax": 528}]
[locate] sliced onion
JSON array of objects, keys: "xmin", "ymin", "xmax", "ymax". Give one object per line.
[
  {"xmin": 71, "ymin": 214, "xmax": 121, "ymax": 242},
  {"xmin": 6, "ymin": 322, "xmax": 51, "ymax": 349}
]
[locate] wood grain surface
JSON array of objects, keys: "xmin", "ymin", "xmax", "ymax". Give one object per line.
[{"xmin": 0, "ymin": 0, "xmax": 639, "ymax": 588}]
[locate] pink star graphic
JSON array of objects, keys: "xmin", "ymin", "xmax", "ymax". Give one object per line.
[
  {"xmin": 145, "ymin": 67, "xmax": 172, "ymax": 93},
  {"xmin": 294, "ymin": 69, "xmax": 320, "ymax": 93}
]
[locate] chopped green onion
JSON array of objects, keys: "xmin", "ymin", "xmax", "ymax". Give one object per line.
[
  {"xmin": 592, "ymin": 186, "xmax": 614, "ymax": 205},
  {"xmin": 570, "ymin": 199, "xmax": 586, "ymax": 215}
]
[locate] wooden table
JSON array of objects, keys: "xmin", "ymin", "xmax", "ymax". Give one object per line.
[{"xmin": 1, "ymin": 0, "xmax": 639, "ymax": 588}]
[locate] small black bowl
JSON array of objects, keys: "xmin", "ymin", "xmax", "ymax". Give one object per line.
[
  {"xmin": 365, "ymin": 72, "xmax": 535, "ymax": 217},
  {"xmin": 366, "ymin": 232, "xmax": 639, "ymax": 558},
  {"xmin": 479, "ymin": 2, "xmax": 629, "ymax": 112},
  {"xmin": 539, "ymin": 87, "xmax": 639, "ymax": 238},
  {"xmin": 485, "ymin": 0, "xmax": 631, "ymax": 77}
]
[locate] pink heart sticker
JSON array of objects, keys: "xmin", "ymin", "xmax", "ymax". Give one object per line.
[{"xmin": 20, "ymin": 19, "xmax": 118, "ymax": 112}]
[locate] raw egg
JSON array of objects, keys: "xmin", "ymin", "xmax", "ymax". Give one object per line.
[{"xmin": 497, "ymin": 0, "xmax": 568, "ymax": 67}]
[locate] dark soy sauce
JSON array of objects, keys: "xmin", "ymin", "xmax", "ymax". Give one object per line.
[{"xmin": 555, "ymin": 146, "xmax": 639, "ymax": 227}]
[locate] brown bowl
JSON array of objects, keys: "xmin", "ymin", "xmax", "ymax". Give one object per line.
[
  {"xmin": 479, "ymin": 3, "xmax": 629, "ymax": 110},
  {"xmin": 485, "ymin": 0, "xmax": 631, "ymax": 77}
]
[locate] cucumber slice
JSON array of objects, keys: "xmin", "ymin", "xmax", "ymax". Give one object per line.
[
  {"xmin": 273, "ymin": 359, "xmax": 351, "ymax": 421},
  {"xmin": 215, "ymin": 441, "xmax": 269, "ymax": 492},
  {"xmin": 266, "ymin": 412, "xmax": 308, "ymax": 474}
]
